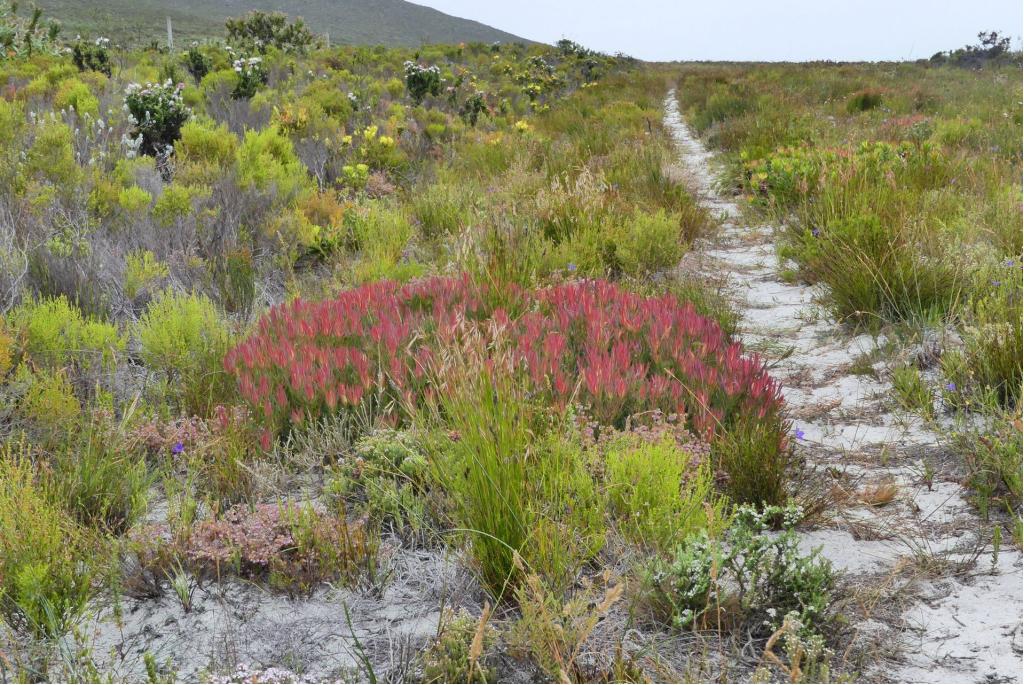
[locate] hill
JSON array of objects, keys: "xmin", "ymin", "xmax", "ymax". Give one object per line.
[{"xmin": 34, "ymin": 0, "xmax": 531, "ymax": 48}]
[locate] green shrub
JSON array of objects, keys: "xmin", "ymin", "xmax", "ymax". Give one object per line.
[
  {"xmin": 606, "ymin": 438, "xmax": 729, "ymax": 552},
  {"xmin": 53, "ymin": 78, "xmax": 99, "ymax": 117},
  {"xmin": 9, "ymin": 295, "xmax": 124, "ymax": 371},
  {"xmin": 644, "ymin": 504, "xmax": 833, "ymax": 635},
  {"xmin": 404, "ymin": 61, "xmax": 442, "ymax": 104},
  {"xmin": 124, "ymin": 250, "xmax": 169, "ymax": 300},
  {"xmin": 124, "ymin": 80, "xmax": 191, "ymax": 157},
  {"xmin": 230, "ymin": 56, "xmax": 268, "ymax": 100},
  {"xmin": 135, "ymin": 289, "xmax": 234, "ymax": 415},
  {"xmin": 71, "ymin": 38, "xmax": 111, "ymax": 76},
  {"xmin": 0, "ymin": 441, "xmax": 96, "ymax": 638},
  {"xmin": 225, "ymin": 10, "xmax": 314, "ymax": 54},
  {"xmin": 846, "ymin": 89, "xmax": 883, "ymax": 113},
  {"xmin": 183, "ymin": 43, "xmax": 212, "ymax": 84}
]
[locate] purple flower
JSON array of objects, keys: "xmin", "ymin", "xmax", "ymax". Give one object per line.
[
  {"xmin": 1005, "ymin": 259, "xmax": 1016, "ymax": 268},
  {"xmin": 811, "ymin": 227, "xmax": 820, "ymax": 238},
  {"xmin": 945, "ymin": 382, "xmax": 956, "ymax": 392},
  {"xmin": 991, "ymin": 280, "xmax": 1001, "ymax": 287},
  {"xmin": 567, "ymin": 263, "xmax": 577, "ymax": 272},
  {"xmin": 794, "ymin": 428, "xmax": 805, "ymax": 440},
  {"xmin": 172, "ymin": 441, "xmax": 185, "ymax": 455}
]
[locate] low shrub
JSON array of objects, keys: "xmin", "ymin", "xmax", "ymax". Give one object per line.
[
  {"xmin": 421, "ymin": 607, "xmax": 497, "ymax": 683},
  {"xmin": 644, "ymin": 504, "xmax": 834, "ymax": 636},
  {"xmin": 606, "ymin": 437, "xmax": 729, "ymax": 551},
  {"xmin": 324, "ymin": 429, "xmax": 431, "ymax": 538},
  {"xmin": 136, "ymin": 289, "xmax": 235, "ymax": 415},
  {"xmin": 186, "ymin": 501, "xmax": 375, "ymax": 591},
  {"xmin": 124, "ymin": 80, "xmax": 191, "ymax": 157},
  {"xmin": 225, "ymin": 277, "xmax": 784, "ymax": 448}
]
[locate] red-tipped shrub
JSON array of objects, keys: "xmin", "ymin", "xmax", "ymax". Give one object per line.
[{"xmin": 224, "ymin": 276, "xmax": 785, "ymax": 447}]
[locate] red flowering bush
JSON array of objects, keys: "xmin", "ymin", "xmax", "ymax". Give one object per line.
[{"xmin": 224, "ymin": 276, "xmax": 785, "ymax": 448}]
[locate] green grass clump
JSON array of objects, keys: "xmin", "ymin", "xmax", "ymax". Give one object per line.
[
  {"xmin": 424, "ymin": 359, "xmax": 604, "ymax": 598},
  {"xmin": 0, "ymin": 440, "xmax": 97, "ymax": 639},
  {"xmin": 47, "ymin": 419, "xmax": 152, "ymax": 534},
  {"xmin": 711, "ymin": 417, "xmax": 790, "ymax": 507}
]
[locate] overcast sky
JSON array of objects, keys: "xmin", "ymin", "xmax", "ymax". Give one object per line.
[{"xmin": 413, "ymin": 0, "xmax": 1022, "ymax": 62}]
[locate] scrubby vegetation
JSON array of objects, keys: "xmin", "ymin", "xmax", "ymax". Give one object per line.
[
  {"xmin": 676, "ymin": 49, "xmax": 1022, "ymax": 534},
  {"xmin": 0, "ymin": 2, "xmax": 1017, "ymax": 681}
]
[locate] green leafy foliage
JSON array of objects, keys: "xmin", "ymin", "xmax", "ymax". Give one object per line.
[{"xmin": 644, "ymin": 504, "xmax": 834, "ymax": 635}]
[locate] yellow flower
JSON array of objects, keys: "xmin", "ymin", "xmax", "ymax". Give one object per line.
[
  {"xmin": 378, "ymin": 135, "xmax": 395, "ymax": 148},
  {"xmin": 513, "ymin": 120, "xmax": 530, "ymax": 133},
  {"xmin": 363, "ymin": 124, "xmax": 378, "ymax": 139},
  {"xmin": 341, "ymin": 135, "xmax": 353, "ymax": 145}
]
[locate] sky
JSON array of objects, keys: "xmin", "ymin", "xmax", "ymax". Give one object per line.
[{"xmin": 413, "ymin": 0, "xmax": 1023, "ymax": 62}]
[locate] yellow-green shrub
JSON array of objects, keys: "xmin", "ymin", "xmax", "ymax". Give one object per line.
[
  {"xmin": 53, "ymin": 79, "xmax": 99, "ymax": 117},
  {"xmin": 24, "ymin": 120, "xmax": 80, "ymax": 186},
  {"xmin": 236, "ymin": 126, "xmax": 312, "ymax": 200},
  {"xmin": 9, "ymin": 295, "xmax": 124, "ymax": 370},
  {"xmin": 606, "ymin": 438, "xmax": 729, "ymax": 551},
  {"xmin": 152, "ymin": 183, "xmax": 204, "ymax": 226},
  {"xmin": 17, "ymin": 366, "xmax": 81, "ymax": 430},
  {"xmin": 135, "ymin": 289, "xmax": 234, "ymax": 414},
  {"xmin": 124, "ymin": 250, "xmax": 170, "ymax": 299},
  {"xmin": 117, "ymin": 184, "xmax": 152, "ymax": 213}
]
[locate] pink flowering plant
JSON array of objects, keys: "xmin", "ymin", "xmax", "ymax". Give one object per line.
[{"xmin": 225, "ymin": 276, "xmax": 786, "ymax": 452}]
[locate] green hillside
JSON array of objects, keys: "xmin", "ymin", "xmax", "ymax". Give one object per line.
[{"xmin": 34, "ymin": 0, "xmax": 531, "ymax": 47}]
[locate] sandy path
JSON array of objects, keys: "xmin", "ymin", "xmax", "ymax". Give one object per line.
[{"xmin": 664, "ymin": 88, "xmax": 1023, "ymax": 684}]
